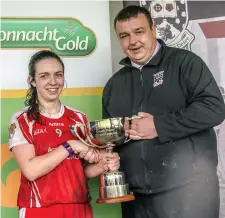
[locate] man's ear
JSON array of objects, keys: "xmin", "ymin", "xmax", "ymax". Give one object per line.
[
  {"xmin": 151, "ymin": 24, "xmax": 157, "ymax": 38},
  {"xmin": 28, "ymin": 75, "xmax": 36, "ymax": 87}
]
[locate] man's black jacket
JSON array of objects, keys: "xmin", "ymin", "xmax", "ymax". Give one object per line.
[{"xmin": 102, "ymin": 40, "xmax": 225, "ymax": 194}]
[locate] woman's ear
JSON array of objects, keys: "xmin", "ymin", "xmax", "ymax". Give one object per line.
[{"xmin": 28, "ymin": 75, "xmax": 36, "ymax": 87}]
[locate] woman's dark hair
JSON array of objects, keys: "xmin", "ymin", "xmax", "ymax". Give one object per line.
[
  {"xmin": 114, "ymin": 5, "xmax": 153, "ymax": 30},
  {"xmin": 25, "ymin": 50, "xmax": 64, "ymax": 123}
]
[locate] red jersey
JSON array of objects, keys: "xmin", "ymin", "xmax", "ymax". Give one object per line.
[{"xmin": 9, "ymin": 105, "xmax": 91, "ymax": 208}]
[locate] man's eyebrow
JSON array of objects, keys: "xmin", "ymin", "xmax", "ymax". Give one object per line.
[
  {"xmin": 119, "ymin": 27, "xmax": 144, "ymax": 36},
  {"xmin": 135, "ymin": 27, "xmax": 144, "ymax": 31},
  {"xmin": 119, "ymin": 32, "xmax": 129, "ymax": 36}
]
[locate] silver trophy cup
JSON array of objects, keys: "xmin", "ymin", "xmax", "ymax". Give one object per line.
[{"xmin": 70, "ymin": 117, "xmax": 135, "ymax": 204}]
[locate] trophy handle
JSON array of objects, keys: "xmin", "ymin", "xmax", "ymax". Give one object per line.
[
  {"xmin": 72, "ymin": 123, "xmax": 96, "ymax": 147},
  {"xmin": 72, "ymin": 123, "xmax": 109, "ymax": 149},
  {"xmin": 123, "ymin": 115, "xmax": 140, "ymax": 143},
  {"xmin": 124, "ymin": 137, "xmax": 131, "ymax": 143}
]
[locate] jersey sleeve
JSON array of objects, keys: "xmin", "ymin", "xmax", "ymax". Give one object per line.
[{"xmin": 8, "ymin": 113, "xmax": 29, "ymax": 151}]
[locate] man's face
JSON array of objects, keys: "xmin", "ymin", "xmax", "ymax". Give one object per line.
[{"xmin": 116, "ymin": 13, "xmax": 157, "ymax": 65}]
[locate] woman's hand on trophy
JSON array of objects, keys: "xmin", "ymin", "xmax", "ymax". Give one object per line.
[
  {"xmin": 80, "ymin": 147, "xmax": 101, "ymax": 163},
  {"xmin": 107, "ymin": 152, "xmax": 120, "ymax": 172},
  {"xmin": 98, "ymin": 150, "xmax": 120, "ymax": 172},
  {"xmin": 67, "ymin": 140, "xmax": 100, "ymax": 163},
  {"xmin": 98, "ymin": 151, "xmax": 110, "ymax": 172}
]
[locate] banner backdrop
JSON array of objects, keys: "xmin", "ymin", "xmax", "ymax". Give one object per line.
[{"xmin": 0, "ymin": 1, "xmax": 121, "ymax": 218}]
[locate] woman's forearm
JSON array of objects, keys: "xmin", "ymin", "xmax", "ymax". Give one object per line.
[
  {"xmin": 17, "ymin": 145, "xmax": 69, "ymax": 181},
  {"xmin": 84, "ymin": 163, "xmax": 106, "ymax": 179},
  {"xmin": 13, "ymin": 140, "xmax": 88, "ymax": 181}
]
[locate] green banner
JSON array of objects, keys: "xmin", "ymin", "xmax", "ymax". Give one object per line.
[{"xmin": 0, "ymin": 17, "xmax": 97, "ymax": 57}]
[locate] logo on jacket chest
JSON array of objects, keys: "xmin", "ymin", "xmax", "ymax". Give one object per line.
[{"xmin": 153, "ymin": 71, "xmax": 164, "ymax": 87}]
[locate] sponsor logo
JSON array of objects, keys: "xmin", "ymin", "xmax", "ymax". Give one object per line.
[
  {"xmin": 0, "ymin": 17, "xmax": 97, "ymax": 56},
  {"xmin": 34, "ymin": 128, "xmax": 47, "ymax": 135},
  {"xmin": 49, "ymin": 122, "xmax": 64, "ymax": 126}
]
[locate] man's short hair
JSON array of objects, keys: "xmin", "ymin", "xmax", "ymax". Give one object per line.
[{"xmin": 114, "ymin": 5, "xmax": 153, "ymax": 29}]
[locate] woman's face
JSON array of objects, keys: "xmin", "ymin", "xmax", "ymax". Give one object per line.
[{"xmin": 31, "ymin": 58, "xmax": 64, "ymax": 104}]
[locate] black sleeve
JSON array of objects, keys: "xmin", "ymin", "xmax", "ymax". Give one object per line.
[
  {"xmin": 154, "ymin": 55, "xmax": 225, "ymax": 143},
  {"xmin": 102, "ymin": 78, "xmax": 126, "ymax": 148},
  {"xmin": 102, "ymin": 78, "xmax": 112, "ymax": 119}
]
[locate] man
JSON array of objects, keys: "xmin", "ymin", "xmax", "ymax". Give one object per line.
[
  {"xmin": 216, "ymin": 85, "xmax": 225, "ymax": 218},
  {"xmin": 102, "ymin": 5, "xmax": 225, "ymax": 218}
]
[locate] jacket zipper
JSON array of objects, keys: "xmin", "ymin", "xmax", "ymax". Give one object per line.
[{"xmin": 140, "ymin": 70, "xmax": 143, "ymax": 111}]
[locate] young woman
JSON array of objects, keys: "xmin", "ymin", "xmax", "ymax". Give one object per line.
[{"xmin": 8, "ymin": 50, "xmax": 120, "ymax": 218}]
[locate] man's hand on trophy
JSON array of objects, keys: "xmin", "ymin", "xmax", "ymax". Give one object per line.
[
  {"xmin": 67, "ymin": 140, "xmax": 100, "ymax": 163},
  {"xmin": 124, "ymin": 117, "xmax": 131, "ymax": 132},
  {"xmin": 125, "ymin": 112, "xmax": 158, "ymax": 140}
]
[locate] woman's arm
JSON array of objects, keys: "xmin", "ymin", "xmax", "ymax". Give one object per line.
[
  {"xmin": 12, "ymin": 140, "xmax": 99, "ymax": 182},
  {"xmin": 12, "ymin": 143, "xmax": 68, "ymax": 181}
]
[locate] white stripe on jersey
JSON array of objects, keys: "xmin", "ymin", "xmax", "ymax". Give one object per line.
[
  {"xmin": 76, "ymin": 113, "xmax": 85, "ymax": 123},
  {"xmin": 66, "ymin": 106, "xmax": 88, "ymax": 136},
  {"xmin": 19, "ymin": 116, "xmax": 33, "ymax": 144},
  {"xmin": 31, "ymin": 182, "xmax": 41, "ymax": 207},
  {"xmin": 30, "ymin": 189, "xmax": 33, "ymax": 207},
  {"xmin": 65, "ymin": 105, "xmax": 86, "ymax": 119},
  {"xmin": 23, "ymin": 114, "xmax": 35, "ymax": 141},
  {"xmin": 33, "ymin": 181, "xmax": 42, "ymax": 201},
  {"xmin": 19, "ymin": 208, "xmax": 26, "ymax": 218}
]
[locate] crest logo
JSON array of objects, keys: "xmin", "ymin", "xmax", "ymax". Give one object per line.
[
  {"xmin": 140, "ymin": 0, "xmax": 195, "ymax": 50},
  {"xmin": 153, "ymin": 71, "xmax": 164, "ymax": 87},
  {"xmin": 8, "ymin": 123, "xmax": 16, "ymax": 139}
]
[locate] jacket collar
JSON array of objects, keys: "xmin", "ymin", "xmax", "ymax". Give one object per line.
[{"xmin": 119, "ymin": 39, "xmax": 166, "ymax": 67}]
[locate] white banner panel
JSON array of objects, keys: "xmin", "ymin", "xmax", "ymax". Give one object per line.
[{"xmin": 1, "ymin": 1, "xmax": 112, "ymax": 89}]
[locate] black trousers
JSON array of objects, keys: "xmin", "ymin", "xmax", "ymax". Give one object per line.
[{"xmin": 122, "ymin": 176, "xmax": 219, "ymax": 218}]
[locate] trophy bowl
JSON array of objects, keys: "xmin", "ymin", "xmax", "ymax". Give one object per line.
[
  {"xmin": 70, "ymin": 117, "xmax": 131, "ymax": 148},
  {"xmin": 89, "ymin": 117, "xmax": 128, "ymax": 146},
  {"xmin": 70, "ymin": 117, "xmax": 135, "ymax": 204}
]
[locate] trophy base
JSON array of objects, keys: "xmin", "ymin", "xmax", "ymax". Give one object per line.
[
  {"xmin": 96, "ymin": 193, "xmax": 135, "ymax": 204},
  {"xmin": 98, "ymin": 172, "xmax": 135, "ymax": 204}
]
